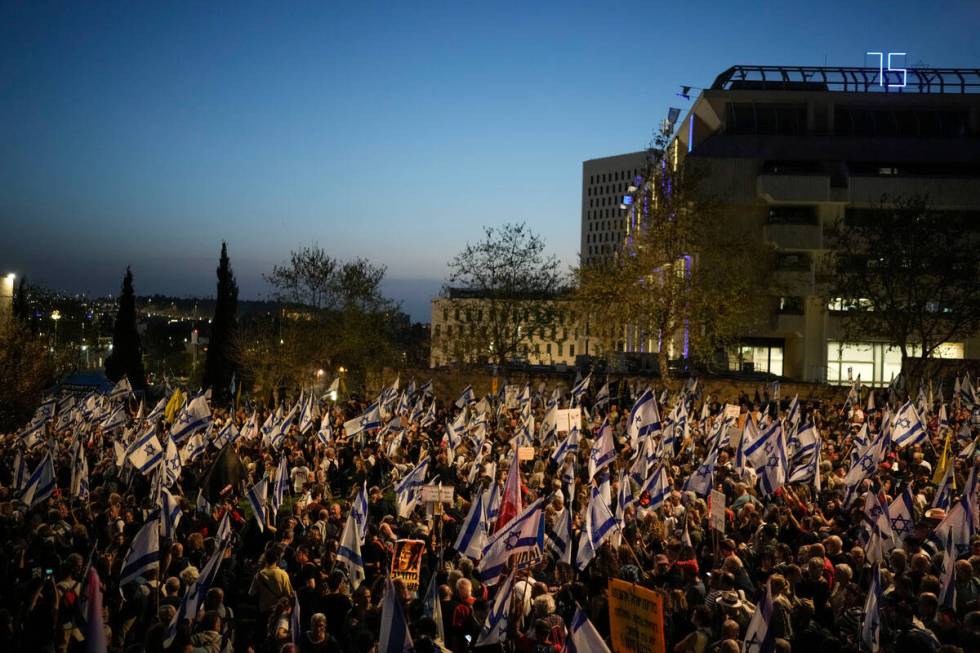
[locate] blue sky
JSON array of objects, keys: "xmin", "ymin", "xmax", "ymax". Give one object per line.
[{"xmin": 1, "ymin": 1, "xmax": 978, "ymax": 320}]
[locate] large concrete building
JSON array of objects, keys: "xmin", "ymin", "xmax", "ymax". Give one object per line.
[
  {"xmin": 590, "ymin": 65, "xmax": 980, "ymax": 385},
  {"xmin": 581, "ymin": 152, "xmax": 648, "ymax": 267}
]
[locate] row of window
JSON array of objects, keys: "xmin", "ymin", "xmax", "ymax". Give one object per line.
[
  {"xmin": 589, "ymin": 168, "xmax": 640, "ymax": 186},
  {"xmin": 590, "ymin": 195, "xmax": 624, "ymax": 208},
  {"xmin": 587, "ymin": 231, "xmax": 621, "ymax": 244},
  {"xmin": 588, "ymin": 219, "xmax": 621, "ymax": 232},
  {"xmin": 587, "ymin": 208, "xmax": 622, "ymax": 220},
  {"xmin": 588, "ymin": 244, "xmax": 616, "ymax": 256}
]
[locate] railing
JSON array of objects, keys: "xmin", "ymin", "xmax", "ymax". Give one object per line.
[{"xmin": 711, "ymin": 66, "xmax": 980, "ymax": 94}]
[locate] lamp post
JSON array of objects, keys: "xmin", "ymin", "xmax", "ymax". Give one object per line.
[{"xmin": 51, "ymin": 310, "xmax": 62, "ymax": 347}]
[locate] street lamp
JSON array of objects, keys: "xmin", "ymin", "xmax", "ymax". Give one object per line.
[
  {"xmin": 1, "ymin": 273, "xmax": 14, "ymax": 313},
  {"xmin": 51, "ymin": 310, "xmax": 62, "ymax": 345}
]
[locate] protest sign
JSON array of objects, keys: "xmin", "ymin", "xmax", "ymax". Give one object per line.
[
  {"xmin": 391, "ymin": 539, "xmax": 426, "ymax": 592},
  {"xmin": 608, "ymin": 578, "xmax": 666, "ymax": 653},
  {"xmin": 710, "ymin": 489, "xmax": 726, "ymax": 532}
]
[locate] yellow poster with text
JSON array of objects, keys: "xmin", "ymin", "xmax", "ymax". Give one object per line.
[{"xmin": 608, "ymin": 579, "xmax": 666, "ymax": 653}]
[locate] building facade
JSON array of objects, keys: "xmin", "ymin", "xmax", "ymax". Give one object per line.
[
  {"xmin": 590, "ymin": 65, "xmax": 980, "ymax": 385},
  {"xmin": 581, "ymin": 152, "xmax": 648, "ymax": 267},
  {"xmin": 429, "ymin": 291, "xmax": 621, "ymax": 369}
]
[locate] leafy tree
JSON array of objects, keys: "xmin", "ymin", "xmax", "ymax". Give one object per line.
[
  {"xmin": 104, "ymin": 267, "xmax": 147, "ymax": 389},
  {"xmin": 574, "ymin": 147, "xmax": 772, "ymax": 381},
  {"xmin": 244, "ymin": 247, "xmax": 397, "ymax": 396},
  {"xmin": 826, "ymin": 194, "xmax": 980, "ymax": 387},
  {"xmin": 442, "ymin": 223, "xmax": 565, "ymax": 366},
  {"xmin": 203, "ymin": 242, "xmax": 240, "ymax": 402},
  {"xmin": 0, "ymin": 313, "xmax": 57, "ymax": 431},
  {"xmin": 265, "ymin": 246, "xmax": 387, "ymax": 311}
]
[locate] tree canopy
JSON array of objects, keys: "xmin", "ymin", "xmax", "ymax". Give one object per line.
[
  {"xmin": 442, "ymin": 222, "xmax": 565, "ymax": 366},
  {"xmin": 826, "ymin": 194, "xmax": 980, "ymax": 386},
  {"xmin": 574, "ymin": 149, "xmax": 772, "ymax": 380}
]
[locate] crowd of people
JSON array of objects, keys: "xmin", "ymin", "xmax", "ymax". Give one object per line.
[{"xmin": 2, "ymin": 372, "xmax": 980, "ymax": 653}]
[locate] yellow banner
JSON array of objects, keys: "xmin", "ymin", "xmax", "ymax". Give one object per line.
[{"xmin": 608, "ymin": 578, "xmax": 666, "ymax": 653}]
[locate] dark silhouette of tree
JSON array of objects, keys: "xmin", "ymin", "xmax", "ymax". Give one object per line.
[
  {"xmin": 11, "ymin": 276, "xmax": 28, "ymax": 322},
  {"xmin": 203, "ymin": 242, "xmax": 240, "ymax": 403},
  {"xmin": 105, "ymin": 267, "xmax": 146, "ymax": 389},
  {"xmin": 826, "ymin": 194, "xmax": 980, "ymax": 389}
]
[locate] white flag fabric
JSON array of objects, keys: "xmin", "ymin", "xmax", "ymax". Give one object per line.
[
  {"xmin": 335, "ymin": 513, "xmax": 366, "ymax": 589},
  {"xmin": 378, "ymin": 577, "xmax": 414, "ymax": 653},
  {"xmin": 159, "ymin": 486, "xmax": 183, "ymax": 539},
  {"xmin": 588, "ymin": 419, "xmax": 616, "ymax": 481},
  {"xmin": 171, "ymin": 395, "xmax": 212, "ymax": 444},
  {"xmin": 119, "ymin": 517, "xmax": 160, "ymax": 585},
  {"xmin": 564, "ymin": 605, "xmax": 611, "ymax": 653},
  {"xmin": 128, "ymin": 429, "xmax": 164, "ymax": 476},
  {"xmin": 743, "ymin": 579, "xmax": 774, "ymax": 653},
  {"xmin": 20, "ymin": 453, "xmax": 57, "ymax": 508},
  {"xmin": 246, "ymin": 477, "xmax": 269, "ymax": 533},
  {"xmin": 478, "ymin": 498, "xmax": 544, "ymax": 585},
  {"xmin": 453, "ymin": 491, "xmax": 487, "ymax": 560},
  {"xmin": 474, "ymin": 570, "xmax": 516, "ymax": 647},
  {"xmin": 576, "ymin": 487, "xmax": 618, "ymax": 570}
]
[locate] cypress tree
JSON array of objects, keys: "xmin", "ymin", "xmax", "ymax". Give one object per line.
[
  {"xmin": 11, "ymin": 276, "xmax": 28, "ymax": 322},
  {"xmin": 203, "ymin": 242, "xmax": 240, "ymax": 403},
  {"xmin": 105, "ymin": 267, "xmax": 146, "ymax": 389}
]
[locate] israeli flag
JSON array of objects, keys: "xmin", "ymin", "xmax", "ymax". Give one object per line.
[
  {"xmin": 246, "ymin": 476, "xmax": 269, "ymax": 533},
  {"xmin": 159, "ymin": 486, "xmax": 183, "ymax": 539},
  {"xmin": 565, "ymin": 605, "xmax": 612, "ymax": 653},
  {"xmin": 570, "ymin": 373, "xmax": 591, "ymax": 406},
  {"xmin": 270, "ymin": 457, "xmax": 289, "ymax": 522},
  {"xmin": 934, "ymin": 494, "xmax": 974, "ymax": 560},
  {"xmin": 588, "ymin": 419, "xmax": 616, "ymax": 481},
  {"xmin": 212, "ymin": 420, "xmax": 240, "ymax": 449},
  {"xmin": 455, "ymin": 385, "xmax": 476, "ymax": 408},
  {"xmin": 336, "ymin": 513, "xmax": 366, "ymax": 589},
  {"xmin": 109, "ymin": 376, "xmax": 133, "ymax": 402},
  {"xmin": 352, "ymin": 481, "xmax": 369, "ymax": 544},
  {"xmin": 545, "ymin": 505, "xmax": 574, "ymax": 565},
  {"xmin": 180, "ymin": 431, "xmax": 207, "ymax": 465},
  {"xmin": 298, "ymin": 393, "xmax": 316, "ymax": 435},
  {"xmin": 128, "ymin": 429, "xmax": 164, "ymax": 476},
  {"xmin": 594, "ymin": 380, "xmax": 611, "ymax": 408},
  {"xmin": 163, "ymin": 541, "xmax": 228, "ymax": 648},
  {"xmin": 420, "ymin": 400, "xmax": 437, "ymax": 428},
  {"xmin": 843, "ymin": 430, "xmax": 890, "ymax": 506},
  {"xmin": 146, "ymin": 396, "xmax": 167, "ymax": 424},
  {"xmin": 743, "ymin": 578, "xmax": 774, "ymax": 653},
  {"xmin": 20, "ymin": 453, "xmax": 56, "ymax": 508},
  {"xmin": 119, "ymin": 517, "xmax": 160, "ymax": 585},
  {"xmin": 683, "ymin": 447, "xmax": 719, "ymax": 497},
  {"xmin": 101, "ymin": 404, "xmax": 129, "ymax": 433},
  {"xmin": 862, "ymin": 564, "xmax": 883, "ymax": 652},
  {"xmin": 483, "ymin": 480, "xmax": 501, "ymax": 524},
  {"xmin": 70, "ymin": 444, "xmax": 89, "ymax": 499},
  {"xmin": 626, "ymin": 389, "xmax": 661, "ymax": 450},
  {"xmin": 163, "ymin": 437, "xmax": 181, "ymax": 486},
  {"xmin": 550, "ymin": 425, "xmax": 581, "ymax": 467},
  {"xmin": 378, "ymin": 578, "xmax": 414, "ymax": 653},
  {"xmin": 171, "ymin": 395, "xmax": 212, "ymax": 445},
  {"xmin": 344, "ymin": 404, "xmax": 381, "ymax": 437},
  {"xmin": 933, "ymin": 462, "xmax": 955, "ymax": 511},
  {"xmin": 395, "ymin": 457, "xmax": 430, "ymax": 518},
  {"xmin": 478, "ymin": 498, "xmax": 544, "ymax": 585},
  {"xmin": 270, "ymin": 402, "xmax": 298, "ymax": 449},
  {"xmin": 240, "ymin": 411, "xmax": 259, "ymax": 440},
  {"xmin": 474, "ymin": 570, "xmax": 516, "ymax": 647},
  {"xmin": 758, "ymin": 427, "xmax": 788, "ymax": 497},
  {"xmin": 891, "ymin": 401, "xmax": 926, "ymax": 449},
  {"xmin": 316, "ymin": 414, "xmax": 333, "ymax": 446},
  {"xmin": 453, "ymin": 492, "xmax": 487, "ymax": 560},
  {"xmin": 640, "ymin": 462, "xmax": 671, "ymax": 512},
  {"xmin": 888, "ymin": 486, "xmax": 915, "ymax": 540},
  {"xmin": 576, "ymin": 486, "xmax": 618, "ymax": 570}
]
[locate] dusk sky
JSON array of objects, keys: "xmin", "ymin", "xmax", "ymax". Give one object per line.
[{"xmin": 2, "ymin": 1, "xmax": 978, "ymax": 320}]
